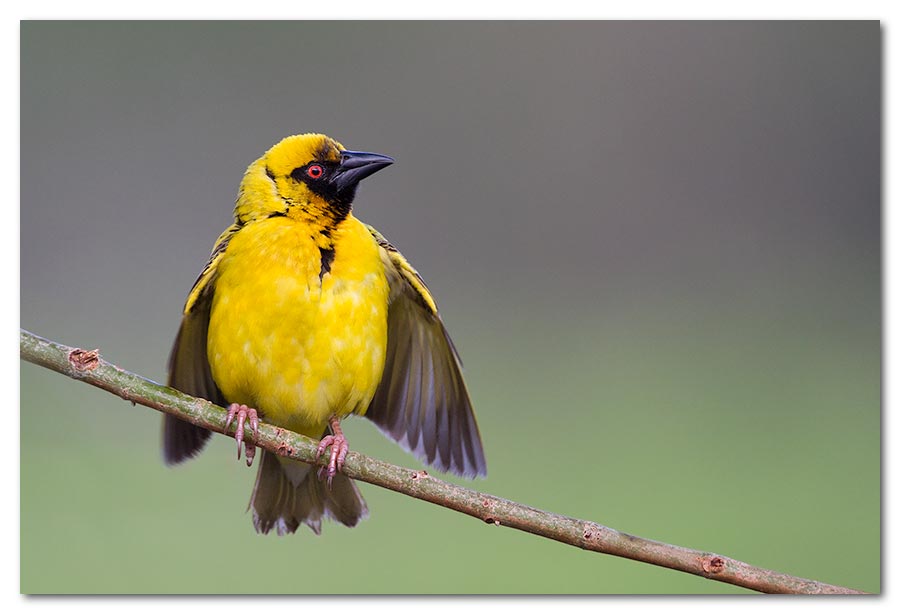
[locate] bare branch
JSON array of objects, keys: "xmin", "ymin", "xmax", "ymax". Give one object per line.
[{"xmin": 19, "ymin": 329, "xmax": 866, "ymax": 594}]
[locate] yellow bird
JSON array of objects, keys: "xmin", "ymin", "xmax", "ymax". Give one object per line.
[{"xmin": 164, "ymin": 133, "xmax": 486, "ymax": 535}]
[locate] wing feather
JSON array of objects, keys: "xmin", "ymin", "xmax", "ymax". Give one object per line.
[
  {"xmin": 162, "ymin": 224, "xmax": 239, "ymax": 465},
  {"xmin": 364, "ymin": 227, "xmax": 487, "ymax": 477}
]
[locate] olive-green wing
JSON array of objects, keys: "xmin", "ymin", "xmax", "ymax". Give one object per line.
[
  {"xmin": 163, "ymin": 225, "xmax": 237, "ymax": 465},
  {"xmin": 364, "ymin": 226, "xmax": 487, "ymax": 478}
]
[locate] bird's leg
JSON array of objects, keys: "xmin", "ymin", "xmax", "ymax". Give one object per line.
[
  {"xmin": 224, "ymin": 403, "xmax": 260, "ymax": 467},
  {"xmin": 315, "ymin": 416, "xmax": 350, "ymax": 487}
]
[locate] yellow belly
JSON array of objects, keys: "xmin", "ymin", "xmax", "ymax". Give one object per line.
[{"xmin": 206, "ymin": 215, "xmax": 389, "ymax": 437}]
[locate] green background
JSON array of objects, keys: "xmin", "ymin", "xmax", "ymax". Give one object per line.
[{"xmin": 20, "ymin": 21, "xmax": 880, "ymax": 593}]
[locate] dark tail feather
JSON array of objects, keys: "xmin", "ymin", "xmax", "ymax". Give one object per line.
[
  {"xmin": 250, "ymin": 450, "xmax": 368, "ymax": 535},
  {"xmin": 163, "ymin": 415, "xmax": 212, "ymax": 465}
]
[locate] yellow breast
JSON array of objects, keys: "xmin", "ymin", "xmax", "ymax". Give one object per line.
[{"xmin": 206, "ymin": 214, "xmax": 389, "ymax": 436}]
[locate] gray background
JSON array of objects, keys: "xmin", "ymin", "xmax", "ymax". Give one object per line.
[{"xmin": 21, "ymin": 21, "xmax": 879, "ymax": 593}]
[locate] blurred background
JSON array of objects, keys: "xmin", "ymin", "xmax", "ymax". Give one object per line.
[{"xmin": 20, "ymin": 21, "xmax": 879, "ymax": 594}]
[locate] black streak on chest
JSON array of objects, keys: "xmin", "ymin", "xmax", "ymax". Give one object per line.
[{"xmin": 319, "ymin": 246, "xmax": 335, "ymax": 281}]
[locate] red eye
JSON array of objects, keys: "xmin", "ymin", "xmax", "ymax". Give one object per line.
[{"xmin": 307, "ymin": 165, "xmax": 324, "ymax": 179}]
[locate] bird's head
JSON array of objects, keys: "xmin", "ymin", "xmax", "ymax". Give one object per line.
[{"xmin": 235, "ymin": 133, "xmax": 394, "ymax": 225}]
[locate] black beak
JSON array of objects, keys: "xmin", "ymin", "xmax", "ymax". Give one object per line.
[{"xmin": 332, "ymin": 150, "xmax": 394, "ymax": 195}]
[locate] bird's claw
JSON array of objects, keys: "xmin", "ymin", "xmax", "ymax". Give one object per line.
[
  {"xmin": 315, "ymin": 431, "xmax": 349, "ymax": 488},
  {"xmin": 224, "ymin": 403, "xmax": 259, "ymax": 467}
]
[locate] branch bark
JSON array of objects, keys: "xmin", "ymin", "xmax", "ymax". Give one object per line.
[{"xmin": 19, "ymin": 328, "xmax": 866, "ymax": 595}]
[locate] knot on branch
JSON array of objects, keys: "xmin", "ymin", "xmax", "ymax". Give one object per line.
[
  {"xmin": 275, "ymin": 441, "xmax": 294, "ymax": 457},
  {"xmin": 582, "ymin": 523, "xmax": 603, "ymax": 544},
  {"xmin": 701, "ymin": 555, "xmax": 726, "ymax": 575},
  {"xmin": 479, "ymin": 497, "xmax": 501, "ymax": 525},
  {"xmin": 68, "ymin": 348, "xmax": 100, "ymax": 373}
]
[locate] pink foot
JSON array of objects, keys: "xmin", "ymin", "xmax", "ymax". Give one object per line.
[
  {"xmin": 224, "ymin": 403, "xmax": 259, "ymax": 467},
  {"xmin": 315, "ymin": 417, "xmax": 349, "ymax": 487}
]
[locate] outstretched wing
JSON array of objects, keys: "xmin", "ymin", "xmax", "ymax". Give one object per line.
[
  {"xmin": 364, "ymin": 226, "xmax": 487, "ymax": 478},
  {"xmin": 163, "ymin": 224, "xmax": 239, "ymax": 465}
]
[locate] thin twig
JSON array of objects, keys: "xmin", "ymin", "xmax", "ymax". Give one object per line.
[{"xmin": 19, "ymin": 329, "xmax": 866, "ymax": 594}]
